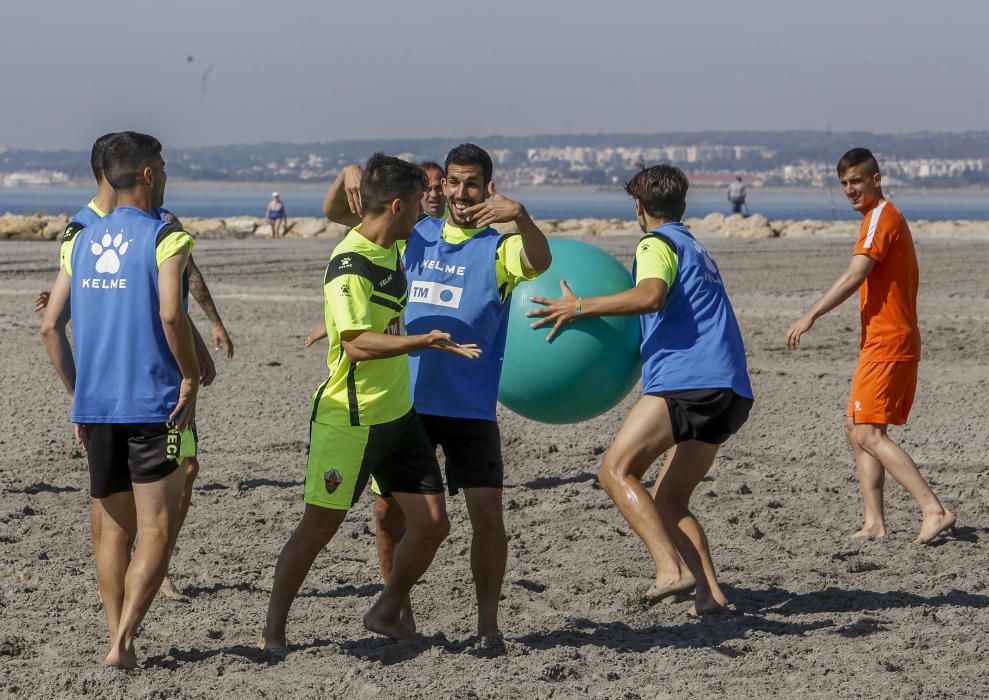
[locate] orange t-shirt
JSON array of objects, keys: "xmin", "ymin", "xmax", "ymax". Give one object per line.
[{"xmin": 853, "ymin": 200, "xmax": 921, "ymax": 361}]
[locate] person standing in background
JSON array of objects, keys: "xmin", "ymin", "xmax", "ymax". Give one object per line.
[
  {"xmin": 726, "ymin": 176, "xmax": 747, "ymax": 216},
  {"xmin": 266, "ymin": 192, "xmax": 288, "ymax": 239}
]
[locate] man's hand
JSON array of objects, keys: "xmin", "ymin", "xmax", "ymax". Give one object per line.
[
  {"xmin": 305, "ymin": 320, "xmax": 328, "ymax": 348},
  {"xmin": 422, "ymin": 330, "xmax": 482, "ymax": 359},
  {"xmin": 528, "ymin": 279, "xmax": 580, "ymax": 342},
  {"xmin": 212, "ymin": 323, "xmax": 234, "ymax": 359},
  {"xmin": 786, "ymin": 315, "xmax": 815, "ymax": 349},
  {"xmin": 198, "ymin": 345, "xmax": 217, "ymax": 386},
  {"xmin": 462, "ymin": 182, "xmax": 524, "ymax": 228},
  {"xmin": 169, "ymin": 378, "xmax": 198, "ymax": 430},
  {"xmin": 73, "ymin": 423, "xmax": 88, "ymax": 450},
  {"xmin": 34, "ymin": 291, "xmax": 51, "ymax": 312},
  {"xmin": 343, "ymin": 165, "xmax": 364, "ymax": 215}
]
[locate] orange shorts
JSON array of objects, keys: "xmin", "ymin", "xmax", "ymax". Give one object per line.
[{"xmin": 847, "ymin": 360, "xmax": 918, "ymax": 425}]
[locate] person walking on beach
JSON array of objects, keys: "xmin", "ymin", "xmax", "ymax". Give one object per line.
[
  {"xmin": 321, "ymin": 144, "xmax": 551, "ymax": 647},
  {"xmin": 529, "ymin": 165, "xmax": 753, "ymax": 616},
  {"xmin": 35, "ymin": 132, "xmax": 233, "ymax": 602},
  {"xmin": 726, "ymin": 176, "xmax": 747, "ymax": 215},
  {"xmin": 786, "ymin": 148, "xmax": 955, "ymax": 544},
  {"xmin": 40, "ymin": 132, "xmax": 200, "ymax": 668},
  {"xmin": 260, "ymin": 155, "xmax": 481, "ymax": 652},
  {"xmin": 266, "ymin": 192, "xmax": 288, "ymax": 238}
]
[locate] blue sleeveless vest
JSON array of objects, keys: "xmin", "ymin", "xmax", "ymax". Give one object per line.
[
  {"xmin": 70, "ymin": 206, "xmax": 184, "ymax": 423},
  {"xmin": 403, "ymin": 217, "xmax": 510, "ymax": 421},
  {"xmin": 633, "ymin": 222, "xmax": 753, "ymax": 399}
]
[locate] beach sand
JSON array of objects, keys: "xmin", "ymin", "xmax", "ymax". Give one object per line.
[{"xmin": 1, "ymin": 234, "xmax": 988, "ymax": 698}]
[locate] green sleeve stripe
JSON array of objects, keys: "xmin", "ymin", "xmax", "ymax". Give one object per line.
[{"xmin": 156, "ymin": 230, "xmax": 195, "ymax": 268}]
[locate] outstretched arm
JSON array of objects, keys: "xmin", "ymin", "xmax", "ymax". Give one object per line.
[
  {"xmin": 322, "ymin": 165, "xmax": 364, "ymax": 227},
  {"xmin": 340, "ymin": 329, "xmax": 480, "ymax": 362},
  {"xmin": 527, "ymin": 278, "xmax": 667, "ymax": 342},
  {"xmin": 187, "ymin": 256, "xmax": 234, "ymax": 358},
  {"xmin": 786, "ymin": 254, "xmax": 874, "ymax": 349}
]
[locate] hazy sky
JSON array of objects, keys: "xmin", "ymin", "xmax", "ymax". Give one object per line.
[{"xmin": 2, "ymin": 0, "xmax": 986, "ymax": 150}]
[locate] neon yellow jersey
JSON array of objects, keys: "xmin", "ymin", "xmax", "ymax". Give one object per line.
[
  {"xmin": 312, "ymin": 226, "xmax": 411, "ymax": 427},
  {"xmin": 634, "ymin": 236, "xmax": 678, "ymax": 288}
]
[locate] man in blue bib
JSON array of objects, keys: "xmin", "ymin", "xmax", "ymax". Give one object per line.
[
  {"xmin": 35, "ymin": 132, "xmax": 233, "ymax": 601},
  {"xmin": 530, "ymin": 165, "xmax": 753, "ymax": 616},
  {"xmin": 41, "ymin": 132, "xmax": 201, "ymax": 667},
  {"xmin": 322, "ymin": 144, "xmax": 551, "ymax": 644}
]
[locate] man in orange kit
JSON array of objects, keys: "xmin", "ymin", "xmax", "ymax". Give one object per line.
[{"xmin": 787, "ymin": 148, "xmax": 954, "ymax": 544}]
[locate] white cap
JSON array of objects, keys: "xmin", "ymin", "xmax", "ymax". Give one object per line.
[{"xmin": 272, "ymin": 191, "xmax": 279, "ymax": 197}]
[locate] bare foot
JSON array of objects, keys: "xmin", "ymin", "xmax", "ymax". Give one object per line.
[
  {"xmin": 257, "ymin": 627, "xmax": 289, "ymax": 656},
  {"xmin": 687, "ymin": 595, "xmax": 732, "ymax": 617},
  {"xmin": 105, "ymin": 643, "xmax": 137, "ymax": 669},
  {"xmin": 916, "ymin": 509, "xmax": 956, "ymax": 544},
  {"xmin": 852, "ymin": 522, "xmax": 887, "ymax": 539},
  {"xmin": 159, "ymin": 576, "xmax": 189, "ymax": 602},
  {"xmin": 473, "ymin": 632, "xmax": 506, "ymax": 656},
  {"xmin": 644, "ymin": 575, "xmax": 696, "ymax": 606},
  {"xmin": 363, "ymin": 608, "xmax": 416, "ymax": 641},
  {"xmin": 400, "ymin": 597, "xmax": 417, "ymax": 634}
]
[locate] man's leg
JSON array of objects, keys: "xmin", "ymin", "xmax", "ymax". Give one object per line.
[
  {"xmin": 463, "ymin": 487, "xmax": 507, "ymax": 638},
  {"xmin": 364, "ymin": 491, "xmax": 449, "ymax": 640},
  {"xmin": 93, "ymin": 493, "xmax": 137, "ymax": 640},
  {"xmin": 160, "ymin": 456, "xmax": 199, "ymax": 599},
  {"xmin": 599, "ymin": 395, "xmax": 689, "ymax": 603},
  {"xmin": 372, "ymin": 494, "xmax": 415, "ymax": 630},
  {"xmin": 845, "ymin": 418, "xmax": 887, "ymax": 538},
  {"xmin": 851, "ymin": 422, "xmax": 955, "ymax": 543},
  {"xmin": 260, "ymin": 504, "xmax": 347, "ymax": 652},
  {"xmin": 106, "ymin": 466, "xmax": 185, "ymax": 668},
  {"xmin": 650, "ymin": 440, "xmax": 725, "ymax": 614}
]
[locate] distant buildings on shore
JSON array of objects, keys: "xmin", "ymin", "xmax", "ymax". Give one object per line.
[{"xmin": 1, "ymin": 140, "xmax": 986, "ymax": 188}]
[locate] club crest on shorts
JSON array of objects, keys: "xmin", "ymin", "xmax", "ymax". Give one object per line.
[{"xmin": 323, "ymin": 469, "xmax": 343, "ymax": 494}]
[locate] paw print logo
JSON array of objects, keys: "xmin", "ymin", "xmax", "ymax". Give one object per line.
[
  {"xmin": 91, "ymin": 231, "xmax": 129, "ymax": 274},
  {"xmin": 854, "ymin": 401, "xmax": 862, "ymax": 411}
]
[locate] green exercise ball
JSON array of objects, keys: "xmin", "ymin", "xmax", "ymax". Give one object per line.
[{"xmin": 499, "ymin": 239, "xmax": 641, "ymax": 424}]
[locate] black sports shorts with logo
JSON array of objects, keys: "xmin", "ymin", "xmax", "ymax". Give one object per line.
[{"xmin": 82, "ymin": 422, "xmax": 195, "ymax": 498}]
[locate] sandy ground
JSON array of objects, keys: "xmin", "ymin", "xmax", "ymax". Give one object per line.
[{"xmin": 2, "ymin": 233, "xmax": 988, "ymax": 699}]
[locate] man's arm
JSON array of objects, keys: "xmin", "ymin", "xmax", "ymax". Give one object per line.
[
  {"xmin": 190, "ymin": 321, "xmax": 216, "ymax": 386},
  {"xmin": 160, "ymin": 251, "xmax": 201, "ymax": 429},
  {"xmin": 40, "ymin": 269, "xmax": 76, "ymax": 396},
  {"xmin": 322, "ymin": 165, "xmax": 364, "ymax": 227},
  {"xmin": 528, "ymin": 278, "xmax": 667, "ymax": 342},
  {"xmin": 786, "ymin": 254, "xmax": 875, "ymax": 349},
  {"xmin": 305, "ymin": 319, "xmax": 328, "ymax": 347},
  {"xmin": 340, "ymin": 329, "xmax": 480, "ymax": 362},
  {"xmin": 187, "ymin": 256, "xmax": 234, "ymax": 358},
  {"xmin": 464, "ymin": 183, "xmax": 552, "ymax": 272}
]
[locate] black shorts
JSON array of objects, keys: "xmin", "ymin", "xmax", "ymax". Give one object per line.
[
  {"xmin": 420, "ymin": 414, "xmax": 504, "ymax": 495},
  {"xmin": 650, "ymin": 389, "xmax": 753, "ymax": 445},
  {"xmin": 82, "ymin": 423, "xmax": 194, "ymax": 499}
]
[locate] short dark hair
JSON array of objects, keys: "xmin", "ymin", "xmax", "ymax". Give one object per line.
[
  {"xmin": 90, "ymin": 133, "xmax": 116, "ymax": 183},
  {"xmin": 101, "ymin": 131, "xmax": 163, "ymax": 191},
  {"xmin": 624, "ymin": 165, "xmax": 689, "ymax": 221},
  {"xmin": 420, "ymin": 161, "xmax": 444, "ymax": 177},
  {"xmin": 445, "ymin": 143, "xmax": 493, "ymax": 185},
  {"xmin": 837, "ymin": 148, "xmax": 880, "ymax": 178},
  {"xmin": 360, "ymin": 153, "xmax": 427, "ymax": 215}
]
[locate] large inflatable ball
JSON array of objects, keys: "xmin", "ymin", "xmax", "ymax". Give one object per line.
[{"xmin": 499, "ymin": 239, "xmax": 641, "ymax": 424}]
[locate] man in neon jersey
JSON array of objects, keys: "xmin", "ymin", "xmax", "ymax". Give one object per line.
[
  {"xmin": 41, "ymin": 131, "xmax": 200, "ymax": 667},
  {"xmin": 261, "ymin": 154, "xmax": 480, "ymax": 651},
  {"xmin": 322, "ymin": 144, "xmax": 551, "ymax": 646},
  {"xmin": 36, "ymin": 133, "xmax": 232, "ymax": 600},
  {"xmin": 530, "ymin": 165, "xmax": 753, "ymax": 616},
  {"xmin": 787, "ymin": 148, "xmax": 955, "ymax": 544}
]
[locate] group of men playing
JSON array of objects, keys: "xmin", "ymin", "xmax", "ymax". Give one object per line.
[{"xmin": 39, "ymin": 132, "xmax": 955, "ymax": 668}]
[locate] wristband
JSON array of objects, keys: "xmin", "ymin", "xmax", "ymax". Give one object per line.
[{"xmin": 575, "ymin": 298, "xmax": 583, "ymax": 316}]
